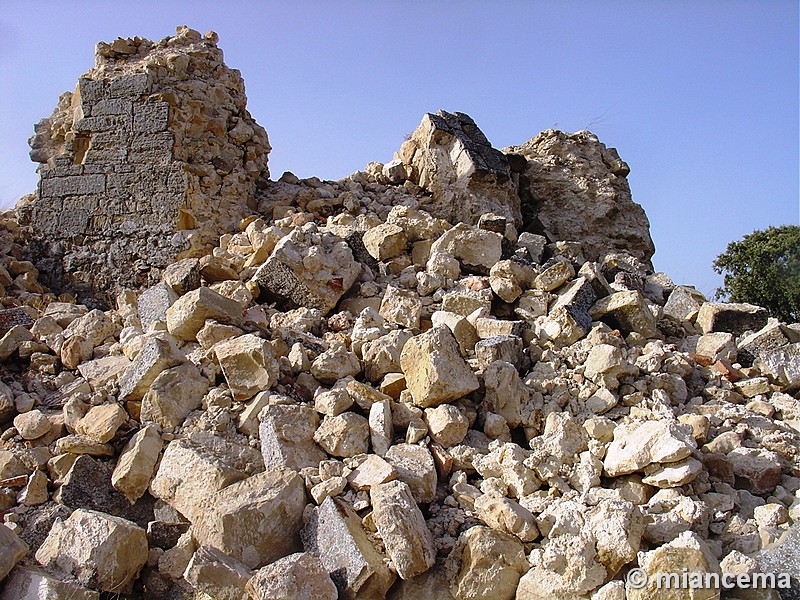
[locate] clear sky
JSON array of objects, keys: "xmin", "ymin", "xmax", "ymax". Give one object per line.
[{"xmin": 1, "ymin": 1, "xmax": 797, "ymax": 298}]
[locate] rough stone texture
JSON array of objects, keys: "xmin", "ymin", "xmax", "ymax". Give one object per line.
[
  {"xmin": 506, "ymin": 129, "xmax": 655, "ymax": 265},
  {"xmin": 396, "ymin": 110, "xmax": 521, "ymax": 228},
  {"xmin": 166, "ymin": 286, "xmax": 243, "ymax": 341},
  {"xmin": 696, "ymin": 302, "xmax": 769, "ymax": 336},
  {"xmin": 19, "ymin": 27, "xmax": 270, "ymax": 305},
  {"xmin": 604, "ymin": 420, "xmax": 696, "ymax": 477},
  {"xmin": 445, "ymin": 525, "xmax": 528, "ymax": 600},
  {"xmin": 184, "ymin": 545, "xmax": 251, "ymax": 600},
  {"xmin": 35, "ymin": 508, "xmax": 148, "ymax": 593},
  {"xmin": 400, "ymin": 326, "xmax": 479, "ymax": 408},
  {"xmin": 259, "ymin": 403, "xmax": 326, "ymax": 471},
  {"xmin": 246, "ymin": 552, "xmax": 338, "ymax": 600},
  {"xmin": 111, "ymin": 425, "xmax": 163, "ymax": 503},
  {"xmin": 140, "ymin": 361, "xmax": 209, "ymax": 427},
  {"xmin": 214, "ymin": 333, "xmax": 278, "ymax": 401},
  {"xmin": 626, "ymin": 531, "xmax": 720, "ymax": 600},
  {"xmin": 385, "ymin": 443, "xmax": 438, "ymax": 504},
  {"xmin": 0, "ymin": 566, "xmax": 100, "ymax": 600},
  {"xmin": 149, "ymin": 433, "xmax": 261, "ymax": 521},
  {"xmin": 253, "ymin": 226, "xmax": 360, "ymax": 315},
  {"xmin": 0, "ymin": 524, "xmax": 28, "ymax": 581},
  {"xmin": 370, "ymin": 480, "xmax": 436, "ymax": 580},
  {"xmin": 191, "ymin": 467, "xmax": 306, "ymax": 569},
  {"xmin": 301, "ymin": 496, "xmax": 396, "ymax": 599},
  {"xmin": 118, "ymin": 335, "xmax": 183, "ymax": 402}
]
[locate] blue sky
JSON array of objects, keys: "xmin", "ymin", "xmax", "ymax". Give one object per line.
[{"xmin": 1, "ymin": 1, "xmax": 797, "ymax": 297}]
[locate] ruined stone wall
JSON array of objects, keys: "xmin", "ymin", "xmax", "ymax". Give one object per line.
[{"xmin": 18, "ymin": 26, "xmax": 270, "ymax": 305}]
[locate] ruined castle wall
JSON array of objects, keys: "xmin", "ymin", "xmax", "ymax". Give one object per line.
[{"xmin": 18, "ymin": 26, "xmax": 270, "ymax": 304}]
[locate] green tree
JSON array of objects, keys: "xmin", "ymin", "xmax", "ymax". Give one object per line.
[{"xmin": 713, "ymin": 225, "xmax": 800, "ymax": 323}]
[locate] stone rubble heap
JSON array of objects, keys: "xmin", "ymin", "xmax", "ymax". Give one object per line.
[{"xmin": 1, "ymin": 26, "xmax": 799, "ymax": 600}]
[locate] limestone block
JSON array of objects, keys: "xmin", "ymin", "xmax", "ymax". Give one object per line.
[
  {"xmin": 424, "ymin": 404, "xmax": 469, "ymax": 447},
  {"xmin": 0, "ymin": 525, "xmax": 28, "ymax": 581},
  {"xmin": 166, "ymin": 287, "xmax": 243, "ymax": 341},
  {"xmin": 727, "ymin": 447, "xmax": 783, "ymax": 495},
  {"xmin": 379, "ymin": 285, "xmax": 423, "ymax": 329},
  {"xmin": 118, "ymin": 336, "xmax": 184, "ymax": 402},
  {"xmin": 111, "ymin": 425, "xmax": 163, "ymax": 503},
  {"xmin": 75, "ymin": 403, "xmax": 127, "ymax": 443},
  {"xmin": 473, "ymin": 493, "xmax": 539, "ymax": 542},
  {"xmin": 696, "ymin": 302, "xmax": 769, "ymax": 336},
  {"xmin": 603, "ymin": 420, "xmax": 696, "ymax": 477},
  {"xmin": 363, "ymin": 223, "xmax": 407, "ymax": 261},
  {"xmin": 301, "ymin": 496, "xmax": 396, "ymax": 599},
  {"xmin": 149, "ymin": 434, "xmax": 258, "ymax": 521},
  {"xmin": 314, "ymin": 412, "xmax": 370, "ymax": 458},
  {"xmin": 429, "ymin": 223, "xmax": 504, "ymax": 274},
  {"xmin": 35, "ymin": 508, "xmax": 148, "ymax": 593},
  {"xmin": 385, "ymin": 443, "xmax": 437, "ymax": 504},
  {"xmin": 13, "ymin": 410, "xmax": 52, "ymax": 440},
  {"xmin": 259, "ymin": 403, "xmax": 326, "ymax": 471},
  {"xmin": 214, "ymin": 334, "xmax": 278, "ymax": 401},
  {"xmin": 141, "ymin": 362, "xmax": 209, "ymax": 427},
  {"xmin": 246, "ymin": 552, "xmax": 337, "ymax": 600},
  {"xmin": 534, "ymin": 259, "xmax": 575, "ymax": 292},
  {"xmin": 368, "ymin": 399, "xmax": 394, "ymax": 457},
  {"xmin": 137, "ymin": 282, "xmax": 178, "ymax": 330},
  {"xmin": 184, "ymin": 545, "xmax": 251, "ymax": 600},
  {"xmin": 626, "ymin": 531, "xmax": 720, "ymax": 600},
  {"xmin": 191, "ymin": 468, "xmax": 306, "ymax": 569},
  {"xmin": 370, "ymin": 480, "xmax": 436, "ymax": 580},
  {"xmin": 445, "ymin": 525, "xmax": 527, "ymax": 600},
  {"xmin": 253, "ymin": 227, "xmax": 360, "ymax": 315},
  {"xmin": 400, "ymin": 326, "xmax": 479, "ymax": 408},
  {"xmin": 590, "ymin": 290, "xmax": 659, "ymax": 338},
  {"xmin": 0, "ymin": 566, "xmax": 99, "ymax": 600},
  {"xmin": 347, "ymin": 454, "xmax": 397, "ymax": 491}
]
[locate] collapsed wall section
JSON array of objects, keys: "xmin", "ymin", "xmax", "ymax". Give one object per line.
[{"xmin": 18, "ymin": 26, "xmax": 270, "ymax": 305}]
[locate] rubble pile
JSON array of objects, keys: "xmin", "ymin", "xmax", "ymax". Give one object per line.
[{"xmin": 1, "ymin": 27, "xmax": 799, "ymax": 600}]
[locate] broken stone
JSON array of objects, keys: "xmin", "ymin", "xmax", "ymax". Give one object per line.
[
  {"xmin": 445, "ymin": 525, "xmax": 528, "ymax": 600},
  {"xmin": 727, "ymin": 447, "xmax": 783, "ymax": 495},
  {"xmin": 311, "ymin": 346, "xmax": 361, "ymax": 385},
  {"xmin": 313, "ymin": 412, "xmax": 370, "ymax": 458},
  {"xmin": 370, "ymin": 480, "xmax": 436, "ymax": 580},
  {"xmin": 253, "ymin": 227, "xmax": 360, "ymax": 315},
  {"xmin": 118, "ymin": 336, "xmax": 184, "ymax": 402},
  {"xmin": 111, "ymin": 425, "xmax": 163, "ymax": 503},
  {"xmin": 347, "ymin": 454, "xmax": 397, "ymax": 491},
  {"xmin": 35, "ymin": 508, "xmax": 148, "ymax": 593},
  {"xmin": 192, "ymin": 467, "xmax": 306, "ymax": 569},
  {"xmin": 18, "ymin": 470, "xmax": 49, "ymax": 506},
  {"xmin": 301, "ymin": 496, "xmax": 396, "ymax": 599},
  {"xmin": 590, "ymin": 290, "xmax": 659, "ymax": 338},
  {"xmin": 473, "ymin": 493, "xmax": 539, "ymax": 542},
  {"xmin": 149, "ymin": 434, "xmax": 259, "ymax": 522},
  {"xmin": 696, "ymin": 301, "xmax": 769, "ymax": 336},
  {"xmin": 534, "ymin": 259, "xmax": 575, "ymax": 292},
  {"xmin": 0, "ymin": 524, "xmax": 28, "ymax": 581},
  {"xmin": 214, "ymin": 334, "xmax": 279, "ymax": 401},
  {"xmin": 184, "ymin": 545, "xmax": 251, "ymax": 600},
  {"xmin": 400, "ymin": 326, "xmax": 479, "ymax": 408},
  {"xmin": 166, "ymin": 286, "xmax": 243, "ymax": 341},
  {"xmin": 246, "ymin": 552, "xmax": 337, "ymax": 600},
  {"xmin": 603, "ymin": 420, "xmax": 696, "ymax": 477},
  {"xmin": 379, "ymin": 285, "xmax": 423, "ymax": 329},
  {"xmin": 13, "ymin": 410, "xmax": 52, "ymax": 440},
  {"xmin": 0, "ymin": 566, "xmax": 99, "ymax": 600},
  {"xmin": 429, "ymin": 223, "xmax": 504, "ymax": 274},
  {"xmin": 75, "ymin": 402, "xmax": 127, "ymax": 443},
  {"xmin": 425, "ymin": 404, "xmax": 469, "ymax": 447},
  {"xmin": 369, "ymin": 399, "xmax": 394, "ymax": 456},
  {"xmin": 385, "ymin": 443, "xmax": 438, "ymax": 504},
  {"xmin": 362, "ymin": 223, "xmax": 407, "ymax": 261},
  {"xmin": 137, "ymin": 282, "xmax": 178, "ymax": 331},
  {"xmin": 260, "ymin": 403, "xmax": 326, "ymax": 471},
  {"xmin": 141, "ymin": 362, "xmax": 209, "ymax": 428}
]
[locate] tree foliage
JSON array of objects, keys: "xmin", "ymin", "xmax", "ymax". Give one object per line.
[{"xmin": 713, "ymin": 225, "xmax": 800, "ymax": 323}]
